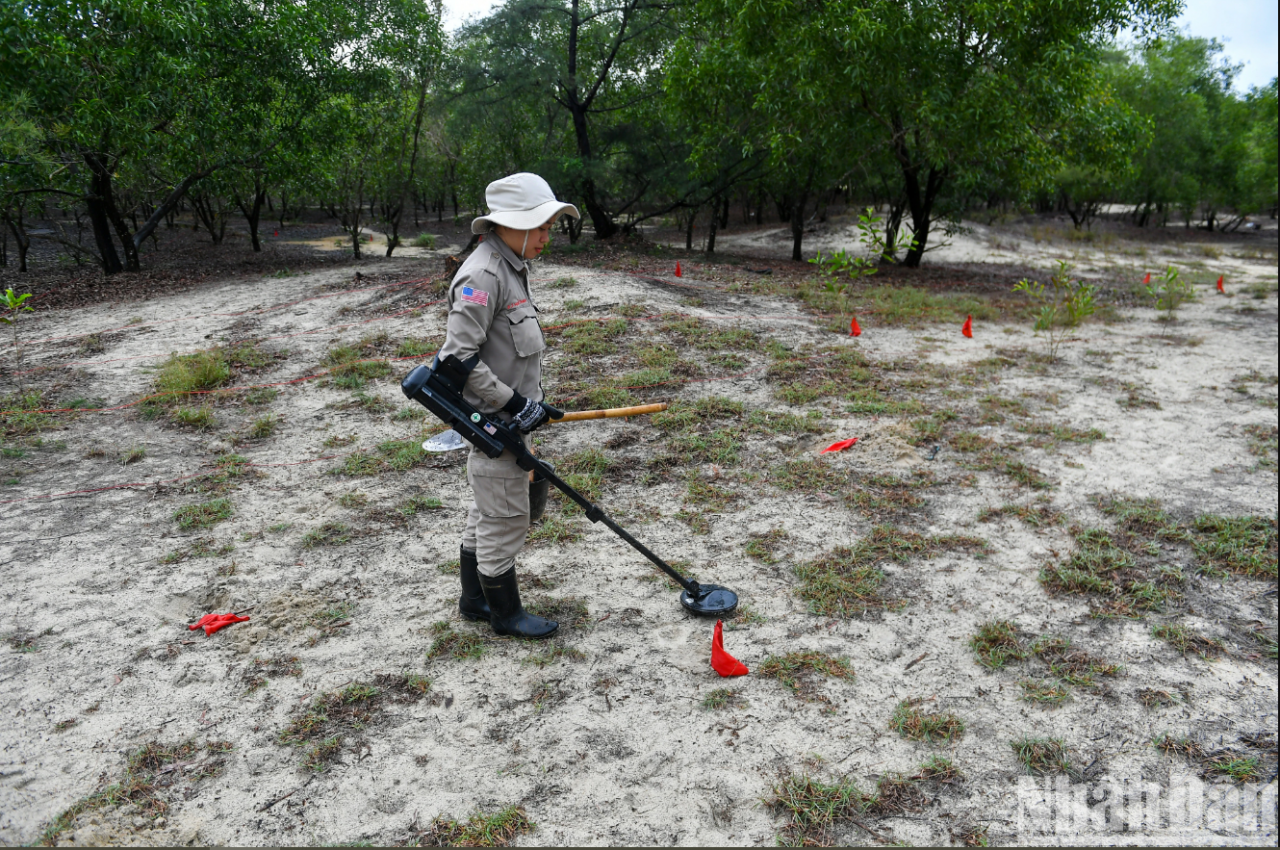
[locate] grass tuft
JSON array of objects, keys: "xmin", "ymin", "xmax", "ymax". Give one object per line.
[
  {"xmin": 970, "ymin": 620, "xmax": 1029, "ymax": 670},
  {"xmin": 759, "ymin": 651, "xmax": 854, "ymax": 699},
  {"xmin": 1011, "ymin": 737, "xmax": 1074, "ymax": 776},
  {"xmin": 415, "ymin": 805, "xmax": 535, "ymax": 847},
  {"xmin": 889, "ymin": 699, "xmax": 965, "ymax": 742}
]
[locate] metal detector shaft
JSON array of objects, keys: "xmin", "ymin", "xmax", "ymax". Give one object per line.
[
  {"xmin": 527, "ymin": 458, "xmax": 701, "ymax": 595},
  {"xmin": 399, "ymin": 361, "xmax": 705, "ymax": 598}
]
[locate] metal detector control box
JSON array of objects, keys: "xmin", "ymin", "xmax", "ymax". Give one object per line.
[{"xmin": 400, "ymin": 359, "xmax": 532, "ymax": 470}]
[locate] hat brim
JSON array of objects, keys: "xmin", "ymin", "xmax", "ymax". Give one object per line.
[{"xmin": 472, "ymin": 200, "xmax": 580, "ymax": 235}]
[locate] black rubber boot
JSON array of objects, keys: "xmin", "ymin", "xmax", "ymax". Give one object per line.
[
  {"xmin": 458, "ymin": 547, "xmax": 491, "ymax": 622},
  {"xmin": 479, "ymin": 567, "xmax": 558, "ymax": 639}
]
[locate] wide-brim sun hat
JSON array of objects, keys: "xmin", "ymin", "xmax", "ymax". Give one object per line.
[{"xmin": 471, "ymin": 172, "xmax": 580, "ymax": 235}]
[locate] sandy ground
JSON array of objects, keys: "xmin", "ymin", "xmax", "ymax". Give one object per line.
[{"xmin": 0, "ymin": 219, "xmax": 1276, "ymax": 846}]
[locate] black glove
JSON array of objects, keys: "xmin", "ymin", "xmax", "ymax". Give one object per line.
[{"xmin": 503, "ymin": 392, "xmax": 563, "ymax": 432}]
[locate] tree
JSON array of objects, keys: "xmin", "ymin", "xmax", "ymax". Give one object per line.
[
  {"xmin": 674, "ymin": 0, "xmax": 1180, "ymax": 266},
  {"xmin": 454, "ymin": 0, "xmax": 682, "ymax": 239},
  {"xmin": 0, "ymin": 0, "xmax": 428, "ymax": 274}
]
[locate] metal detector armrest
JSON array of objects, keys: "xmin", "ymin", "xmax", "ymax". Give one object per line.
[{"xmin": 401, "ymin": 361, "xmax": 512, "ymax": 459}]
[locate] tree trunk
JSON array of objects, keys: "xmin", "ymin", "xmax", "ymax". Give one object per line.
[
  {"xmin": 790, "ymin": 191, "xmax": 807, "ymax": 262},
  {"xmin": 899, "ymin": 164, "xmax": 945, "ymax": 268},
  {"xmin": 706, "ymin": 196, "xmax": 719, "ymax": 254},
  {"xmin": 236, "ymin": 181, "xmax": 267, "ymax": 252},
  {"xmin": 685, "ymin": 205, "xmax": 697, "ymax": 250},
  {"xmin": 5, "ymin": 211, "xmax": 30, "ymax": 272},
  {"xmin": 84, "ymin": 156, "xmax": 125, "ymax": 275}
]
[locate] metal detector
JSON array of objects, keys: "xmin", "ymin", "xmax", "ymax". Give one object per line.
[{"xmin": 401, "ymin": 360, "xmax": 738, "ymax": 617}]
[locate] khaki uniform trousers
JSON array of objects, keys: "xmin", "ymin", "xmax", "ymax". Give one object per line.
[{"xmin": 460, "ymin": 434, "xmax": 531, "ymax": 578}]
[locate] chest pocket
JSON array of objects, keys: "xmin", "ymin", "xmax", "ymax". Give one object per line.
[{"xmin": 505, "ymin": 307, "xmax": 545, "ymax": 358}]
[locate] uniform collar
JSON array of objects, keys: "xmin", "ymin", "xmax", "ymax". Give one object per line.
[{"xmin": 489, "ymin": 234, "xmax": 529, "ymax": 274}]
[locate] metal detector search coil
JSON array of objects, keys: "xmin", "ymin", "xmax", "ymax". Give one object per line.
[{"xmin": 401, "ymin": 360, "xmax": 738, "ymax": 617}]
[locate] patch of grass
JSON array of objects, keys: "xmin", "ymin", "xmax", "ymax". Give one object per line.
[
  {"xmin": 745, "ymin": 528, "xmax": 789, "ymax": 564},
  {"xmin": 415, "ymin": 805, "xmax": 535, "ymax": 847},
  {"xmin": 1030, "ymin": 636, "xmax": 1121, "ymax": 687},
  {"xmin": 173, "ymin": 498, "xmax": 233, "ymax": 530},
  {"xmin": 399, "ymin": 495, "xmax": 444, "ymax": 516},
  {"xmin": 1019, "ymin": 679, "xmax": 1072, "ymax": 707},
  {"xmin": 970, "ymin": 620, "xmax": 1029, "ymax": 670},
  {"xmin": 844, "ymin": 284, "xmax": 1002, "ymax": 327},
  {"xmin": 410, "ymin": 233, "xmax": 436, "ymax": 249},
  {"xmin": 1095, "ymin": 495, "xmax": 1178, "ymax": 536},
  {"xmin": 889, "ymin": 699, "xmax": 965, "ymax": 742},
  {"xmin": 950, "ymin": 431, "xmax": 995, "ymax": 453},
  {"xmin": 308, "ymin": 601, "xmax": 355, "ymax": 632},
  {"xmin": 244, "ymin": 387, "xmax": 278, "ymax": 405},
  {"xmin": 1137, "ymin": 688, "xmax": 1182, "ymax": 708},
  {"xmin": 845, "ymin": 387, "xmax": 926, "ymax": 416},
  {"xmin": 1151, "ymin": 624, "xmax": 1224, "ymax": 658},
  {"xmin": 336, "ymin": 491, "xmax": 369, "ymax": 509},
  {"xmin": 868, "ymin": 773, "xmax": 928, "ymax": 815},
  {"xmin": 1015, "ymin": 420, "xmax": 1106, "ymax": 448},
  {"xmin": 744, "ymin": 409, "xmax": 827, "ymax": 436},
  {"xmin": 300, "ymin": 521, "xmax": 352, "ymax": 548},
  {"xmin": 1187, "ymin": 515, "xmax": 1278, "ymax": 579},
  {"xmin": 275, "ymin": 673, "xmax": 430, "ymax": 772},
  {"xmin": 844, "ymin": 472, "xmax": 935, "ymax": 517},
  {"xmin": 169, "ymin": 405, "xmax": 217, "ymax": 429},
  {"xmin": 39, "ymin": 738, "xmax": 228, "ymax": 845},
  {"xmin": 758, "ymin": 651, "xmax": 854, "ymax": 699},
  {"xmin": 1201, "ymin": 754, "xmax": 1262, "ymax": 783},
  {"xmin": 1039, "ymin": 528, "xmax": 1175, "ymax": 617},
  {"xmin": 770, "ymin": 458, "xmax": 845, "ymax": 493},
  {"xmin": 555, "ymin": 318, "xmax": 629, "ymax": 355},
  {"xmin": 1, "ymin": 390, "xmax": 59, "ymax": 436},
  {"xmin": 913, "ymin": 754, "xmax": 964, "ymax": 784},
  {"xmin": 795, "ymin": 527, "xmax": 986, "ymax": 617},
  {"xmin": 524, "ymin": 596, "xmax": 590, "ymax": 630},
  {"xmin": 329, "ymin": 439, "xmax": 429, "ymax": 477},
  {"xmin": 548, "ymin": 276, "xmax": 577, "ymax": 289},
  {"xmin": 1011, "ymin": 737, "xmax": 1074, "ymax": 776},
  {"xmin": 978, "ymin": 501, "xmax": 1061, "ymax": 526},
  {"xmin": 701, "ymin": 687, "xmax": 747, "ymax": 711},
  {"xmin": 1153, "ymin": 732, "xmax": 1204, "ymax": 757},
  {"xmin": 527, "ymin": 514, "xmax": 582, "ymax": 545},
  {"xmin": 1242, "ymin": 424, "xmax": 1277, "ymax": 471},
  {"xmin": 323, "ymin": 334, "xmax": 395, "ymax": 390},
  {"xmin": 427, "ymin": 621, "xmax": 486, "ymax": 661},
  {"xmin": 121, "ymin": 445, "xmax": 146, "ymax": 464},
  {"xmin": 766, "ymin": 772, "xmax": 873, "ymax": 847},
  {"xmin": 152, "ymin": 349, "xmax": 231, "ymax": 402}
]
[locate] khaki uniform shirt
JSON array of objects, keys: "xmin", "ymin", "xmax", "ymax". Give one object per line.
[{"xmin": 439, "ymin": 236, "xmax": 546, "ymax": 416}]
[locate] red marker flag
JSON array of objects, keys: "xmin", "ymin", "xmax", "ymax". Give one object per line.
[
  {"xmin": 188, "ymin": 613, "xmax": 250, "ymax": 636},
  {"xmin": 1217, "ymin": 275, "xmax": 1224, "ymax": 293},
  {"xmin": 711, "ymin": 620, "xmax": 748, "ymax": 677},
  {"xmin": 675, "ymin": 261, "xmax": 682, "ymax": 277},
  {"xmin": 849, "ymin": 316, "xmax": 862, "ymax": 337},
  {"xmin": 820, "ymin": 438, "xmax": 859, "ymax": 454},
  {"xmin": 962, "ymin": 314, "xmax": 973, "ymax": 338},
  {"xmin": 1142, "ymin": 273, "xmax": 1151, "ymax": 285}
]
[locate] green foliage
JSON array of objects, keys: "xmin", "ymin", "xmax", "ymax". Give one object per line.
[
  {"xmin": 1145, "ymin": 265, "xmax": 1195, "ymax": 318},
  {"xmin": 1013, "ymin": 261, "xmax": 1097, "ymax": 361},
  {"xmin": 173, "ymin": 498, "xmax": 233, "ymax": 530}
]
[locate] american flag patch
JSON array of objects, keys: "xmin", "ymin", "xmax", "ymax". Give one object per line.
[
  {"xmin": 460, "ymin": 286, "xmax": 488, "ymax": 306},
  {"xmin": 483, "ymin": 422, "xmax": 497, "ymax": 435}
]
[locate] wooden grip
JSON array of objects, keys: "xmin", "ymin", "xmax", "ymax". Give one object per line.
[{"xmin": 551, "ymin": 403, "xmax": 669, "ymax": 422}]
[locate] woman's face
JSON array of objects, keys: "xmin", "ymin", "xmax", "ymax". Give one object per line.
[{"xmin": 498, "ymin": 217, "xmax": 557, "ymax": 259}]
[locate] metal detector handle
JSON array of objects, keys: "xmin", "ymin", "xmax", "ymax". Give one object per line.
[{"xmin": 523, "ymin": 455, "xmax": 702, "ymax": 596}]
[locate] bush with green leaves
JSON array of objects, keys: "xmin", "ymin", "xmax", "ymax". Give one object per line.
[
  {"xmin": 1145, "ymin": 265, "xmax": 1195, "ymax": 319},
  {"xmin": 1013, "ymin": 261, "xmax": 1097, "ymax": 360}
]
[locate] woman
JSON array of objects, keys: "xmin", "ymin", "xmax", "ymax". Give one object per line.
[{"xmin": 437, "ymin": 172, "xmax": 579, "ymax": 639}]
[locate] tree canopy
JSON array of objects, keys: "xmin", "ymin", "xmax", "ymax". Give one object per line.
[{"xmin": 1, "ymin": 0, "xmax": 1274, "ymax": 276}]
